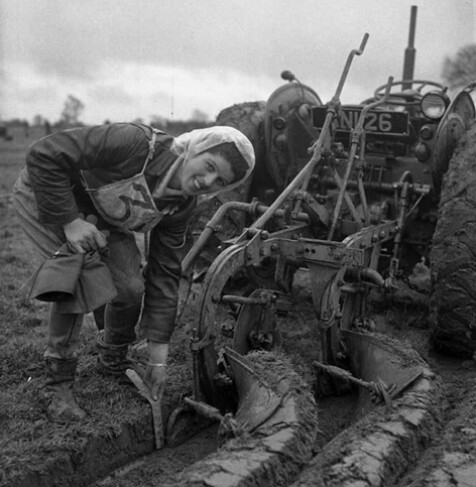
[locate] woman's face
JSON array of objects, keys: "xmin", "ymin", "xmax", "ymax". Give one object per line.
[{"xmin": 180, "ymin": 151, "xmax": 235, "ymax": 195}]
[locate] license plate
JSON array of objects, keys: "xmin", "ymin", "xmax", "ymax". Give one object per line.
[{"xmin": 312, "ymin": 106, "xmax": 409, "ymax": 135}]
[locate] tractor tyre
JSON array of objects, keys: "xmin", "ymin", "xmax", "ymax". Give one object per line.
[{"xmin": 430, "ymin": 121, "xmax": 476, "ymax": 357}]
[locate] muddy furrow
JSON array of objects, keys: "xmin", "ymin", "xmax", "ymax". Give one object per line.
[
  {"xmin": 91, "ymin": 340, "xmax": 452, "ymax": 487},
  {"xmin": 291, "ymin": 367, "xmax": 443, "ymax": 486},
  {"xmin": 7, "ymin": 319, "xmax": 461, "ymax": 487},
  {"xmin": 92, "ymin": 350, "xmax": 319, "ymax": 487},
  {"xmin": 393, "ymin": 359, "xmax": 476, "ymax": 487}
]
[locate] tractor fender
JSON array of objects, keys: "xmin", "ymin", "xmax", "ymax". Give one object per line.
[{"xmin": 264, "ymin": 82, "xmax": 322, "ymax": 190}]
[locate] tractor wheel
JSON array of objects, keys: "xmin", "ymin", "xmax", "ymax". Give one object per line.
[{"xmin": 430, "ymin": 121, "xmax": 476, "ymax": 357}]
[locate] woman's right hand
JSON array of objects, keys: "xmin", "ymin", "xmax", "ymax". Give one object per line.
[
  {"xmin": 63, "ymin": 217, "xmax": 108, "ymax": 253},
  {"xmin": 144, "ymin": 364, "xmax": 167, "ymax": 401}
]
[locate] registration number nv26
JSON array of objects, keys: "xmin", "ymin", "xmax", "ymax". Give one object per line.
[{"xmin": 312, "ymin": 106, "xmax": 409, "ymax": 135}]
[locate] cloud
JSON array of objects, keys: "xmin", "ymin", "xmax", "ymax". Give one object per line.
[
  {"xmin": 1, "ymin": 0, "xmax": 473, "ymax": 124},
  {"xmin": 0, "ymin": 59, "xmax": 279, "ymax": 123},
  {"xmin": 85, "ymin": 61, "xmax": 279, "ymax": 122}
]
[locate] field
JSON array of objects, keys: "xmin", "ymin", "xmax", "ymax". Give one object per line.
[{"xmin": 2, "ymin": 127, "xmax": 476, "ymax": 487}]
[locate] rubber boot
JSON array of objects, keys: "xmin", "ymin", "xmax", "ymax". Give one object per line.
[
  {"xmin": 40, "ymin": 356, "xmax": 86, "ymax": 423},
  {"xmin": 96, "ymin": 330, "xmax": 130, "ymax": 376},
  {"xmin": 93, "ymin": 305, "xmax": 105, "ymax": 331}
]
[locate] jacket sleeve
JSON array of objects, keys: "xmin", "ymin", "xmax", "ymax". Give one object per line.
[
  {"xmin": 139, "ymin": 197, "xmax": 196, "ymax": 343},
  {"xmin": 25, "ymin": 124, "xmax": 145, "ymax": 225}
]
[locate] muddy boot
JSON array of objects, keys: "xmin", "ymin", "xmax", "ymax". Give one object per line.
[
  {"xmin": 96, "ymin": 331, "xmax": 130, "ymax": 376},
  {"xmin": 40, "ymin": 356, "xmax": 86, "ymax": 423}
]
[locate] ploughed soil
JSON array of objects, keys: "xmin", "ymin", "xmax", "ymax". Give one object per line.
[
  {"xmin": 87, "ymin": 276, "xmax": 476, "ymax": 487},
  {"xmin": 1, "ymin": 128, "xmax": 476, "ymax": 486}
]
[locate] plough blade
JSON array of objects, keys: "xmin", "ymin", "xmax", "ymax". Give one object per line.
[
  {"xmin": 343, "ymin": 330, "xmax": 424, "ymax": 413},
  {"xmin": 167, "ymin": 347, "xmax": 285, "ymax": 445},
  {"xmin": 224, "ymin": 347, "xmax": 284, "ymax": 432}
]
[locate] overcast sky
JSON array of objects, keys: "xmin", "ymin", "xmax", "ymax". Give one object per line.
[{"xmin": 1, "ymin": 0, "xmax": 474, "ymax": 125}]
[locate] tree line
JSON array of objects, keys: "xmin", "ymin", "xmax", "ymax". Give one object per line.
[{"xmin": 2, "ymin": 42, "xmax": 476, "ymax": 138}]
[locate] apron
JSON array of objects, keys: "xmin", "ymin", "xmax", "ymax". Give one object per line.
[{"xmin": 82, "ymin": 128, "xmax": 167, "ymax": 233}]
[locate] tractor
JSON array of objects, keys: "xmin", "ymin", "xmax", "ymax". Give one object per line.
[{"xmin": 171, "ymin": 6, "xmax": 476, "ymax": 437}]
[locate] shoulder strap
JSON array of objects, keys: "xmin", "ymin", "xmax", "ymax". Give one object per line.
[
  {"xmin": 138, "ymin": 130, "xmax": 158, "ymax": 174},
  {"xmin": 139, "ymin": 127, "xmax": 166, "ymax": 175}
]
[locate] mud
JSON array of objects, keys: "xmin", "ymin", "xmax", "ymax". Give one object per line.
[
  {"xmin": 5, "ymin": 277, "xmax": 475, "ymax": 487},
  {"xmin": 394, "ymin": 356, "xmax": 476, "ymax": 487},
  {"xmin": 91, "ymin": 426, "xmax": 220, "ymax": 487},
  {"xmin": 430, "ymin": 122, "xmax": 476, "ymax": 357},
  {"xmin": 90, "ymin": 348, "xmax": 320, "ymax": 487},
  {"xmin": 291, "ymin": 353, "xmax": 442, "ymax": 486},
  {"xmin": 83, "ymin": 294, "xmax": 476, "ymax": 487},
  {"xmin": 163, "ymin": 351, "xmax": 318, "ymax": 487}
]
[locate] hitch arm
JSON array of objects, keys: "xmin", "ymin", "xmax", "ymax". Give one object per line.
[
  {"xmin": 328, "ymin": 76, "xmax": 394, "ymax": 240},
  {"xmin": 251, "ymin": 34, "xmax": 370, "ymax": 231},
  {"xmin": 182, "ymin": 201, "xmax": 257, "ymax": 274}
]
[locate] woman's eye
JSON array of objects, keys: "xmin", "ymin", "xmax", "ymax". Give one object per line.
[
  {"xmin": 217, "ymin": 178, "xmax": 225, "ymax": 187},
  {"xmin": 206, "ymin": 161, "xmax": 214, "ymax": 171}
]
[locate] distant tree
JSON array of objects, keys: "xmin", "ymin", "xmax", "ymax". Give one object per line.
[
  {"xmin": 190, "ymin": 109, "xmax": 210, "ymax": 123},
  {"xmin": 131, "ymin": 117, "xmax": 145, "ymax": 125},
  {"xmin": 7, "ymin": 118, "xmax": 29, "ymax": 127},
  {"xmin": 150, "ymin": 115, "xmax": 167, "ymax": 130},
  {"xmin": 60, "ymin": 95, "xmax": 85, "ymax": 126},
  {"xmin": 33, "ymin": 114, "xmax": 44, "ymax": 126},
  {"xmin": 441, "ymin": 44, "xmax": 476, "ymax": 92}
]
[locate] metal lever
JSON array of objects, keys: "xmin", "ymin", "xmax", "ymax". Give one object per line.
[{"xmin": 126, "ymin": 368, "xmax": 164, "ymax": 449}]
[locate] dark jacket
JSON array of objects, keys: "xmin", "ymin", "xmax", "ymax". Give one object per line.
[{"xmin": 26, "ymin": 123, "xmax": 196, "ymax": 342}]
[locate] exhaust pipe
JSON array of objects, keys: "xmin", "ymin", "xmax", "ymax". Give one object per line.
[{"xmin": 402, "ymin": 5, "xmax": 417, "ymax": 89}]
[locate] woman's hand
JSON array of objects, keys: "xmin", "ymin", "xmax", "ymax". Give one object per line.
[
  {"xmin": 63, "ymin": 216, "xmax": 108, "ymax": 253},
  {"xmin": 144, "ymin": 364, "xmax": 167, "ymax": 401},
  {"xmin": 146, "ymin": 341, "xmax": 169, "ymax": 401}
]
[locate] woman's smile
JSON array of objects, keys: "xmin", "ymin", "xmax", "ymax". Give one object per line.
[
  {"xmin": 193, "ymin": 177, "xmax": 203, "ymax": 191},
  {"xmin": 180, "ymin": 152, "xmax": 235, "ymax": 195}
]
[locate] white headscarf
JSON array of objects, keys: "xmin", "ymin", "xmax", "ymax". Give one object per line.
[{"xmin": 171, "ymin": 126, "xmax": 255, "ymax": 195}]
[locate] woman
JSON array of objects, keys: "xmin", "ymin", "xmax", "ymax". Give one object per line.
[{"xmin": 12, "ymin": 122, "xmax": 255, "ymax": 423}]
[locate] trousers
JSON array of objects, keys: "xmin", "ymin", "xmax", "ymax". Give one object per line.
[{"xmin": 12, "ymin": 168, "xmax": 145, "ymax": 358}]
